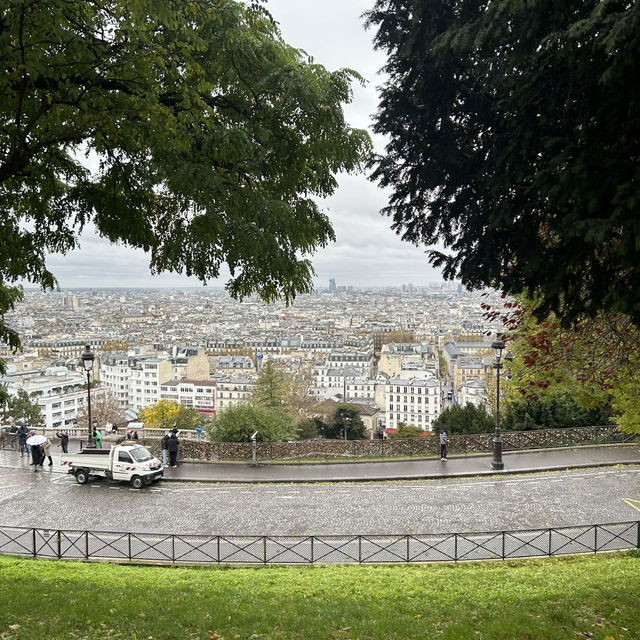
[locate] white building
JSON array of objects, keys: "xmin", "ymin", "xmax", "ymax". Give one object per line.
[
  {"xmin": 100, "ymin": 348, "xmax": 211, "ymax": 415},
  {"xmin": 8, "ymin": 366, "xmax": 106, "ymax": 429},
  {"xmin": 100, "ymin": 353, "xmax": 131, "ymax": 410},
  {"xmin": 160, "ymin": 378, "xmax": 216, "ymax": 416},
  {"xmin": 458, "ymin": 379, "xmax": 488, "ymax": 408},
  {"xmin": 385, "ymin": 378, "xmax": 442, "ymax": 432}
]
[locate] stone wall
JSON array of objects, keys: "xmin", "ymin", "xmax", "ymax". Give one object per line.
[{"xmin": 137, "ymin": 425, "xmax": 635, "ymax": 463}]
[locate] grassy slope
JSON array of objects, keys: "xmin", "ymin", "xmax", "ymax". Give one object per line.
[{"xmin": 0, "ymin": 553, "xmax": 639, "ymax": 639}]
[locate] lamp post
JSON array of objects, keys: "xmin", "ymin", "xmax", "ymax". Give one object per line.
[
  {"xmin": 343, "ymin": 415, "xmax": 351, "ymax": 441},
  {"xmin": 81, "ymin": 344, "xmax": 95, "ymax": 447},
  {"xmin": 490, "ymin": 339, "xmax": 513, "ymax": 470}
]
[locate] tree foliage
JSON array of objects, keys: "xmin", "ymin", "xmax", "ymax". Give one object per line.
[
  {"xmin": 7, "ymin": 390, "xmax": 43, "ymax": 427},
  {"xmin": 295, "ymin": 417, "xmax": 320, "ymax": 441},
  {"xmin": 0, "ymin": 0, "xmax": 371, "ymax": 367},
  {"xmin": 138, "ymin": 399, "xmax": 205, "ymax": 431},
  {"xmin": 501, "ymin": 397, "xmax": 613, "ymax": 432},
  {"xmin": 503, "ymin": 298, "xmax": 638, "ymax": 432},
  {"xmin": 366, "ymin": 0, "xmax": 640, "ymax": 325},
  {"xmin": 319, "ymin": 404, "xmax": 365, "ymax": 440},
  {"xmin": 253, "ymin": 361, "xmax": 292, "ymax": 409},
  {"xmin": 387, "ymin": 422, "xmax": 424, "ymax": 439},
  {"xmin": 433, "ymin": 403, "xmax": 494, "ymax": 435},
  {"xmin": 208, "ymin": 403, "xmax": 297, "ymax": 443}
]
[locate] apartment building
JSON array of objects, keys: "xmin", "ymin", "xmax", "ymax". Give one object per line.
[
  {"xmin": 129, "ymin": 357, "xmax": 173, "ymax": 413},
  {"xmin": 385, "ymin": 378, "xmax": 441, "ymax": 432},
  {"xmin": 212, "ymin": 374, "xmax": 256, "ymax": 411},
  {"xmin": 160, "ymin": 378, "xmax": 216, "ymax": 416},
  {"xmin": 378, "ymin": 342, "xmax": 437, "ymax": 378},
  {"xmin": 100, "ymin": 348, "xmax": 211, "ymax": 415},
  {"xmin": 100, "ymin": 353, "xmax": 132, "ymax": 410},
  {"xmin": 9, "ymin": 366, "xmax": 106, "ymax": 429},
  {"xmin": 458, "ymin": 379, "xmax": 488, "ymax": 408}
]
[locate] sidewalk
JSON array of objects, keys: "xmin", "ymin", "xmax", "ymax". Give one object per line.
[
  {"xmin": 1, "ymin": 443, "xmax": 638, "ymax": 483},
  {"xmin": 161, "ymin": 444, "xmax": 640, "ymax": 483}
]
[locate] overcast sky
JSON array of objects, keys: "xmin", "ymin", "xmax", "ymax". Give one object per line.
[{"xmin": 45, "ymin": 0, "xmax": 445, "ymax": 290}]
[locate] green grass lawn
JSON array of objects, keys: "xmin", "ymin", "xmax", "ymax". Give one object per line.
[{"xmin": 1, "ymin": 553, "xmax": 638, "ymax": 639}]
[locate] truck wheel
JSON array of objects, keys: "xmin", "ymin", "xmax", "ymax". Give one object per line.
[
  {"xmin": 75, "ymin": 468, "xmax": 89, "ymax": 484},
  {"xmin": 130, "ymin": 475, "xmax": 144, "ymax": 490}
]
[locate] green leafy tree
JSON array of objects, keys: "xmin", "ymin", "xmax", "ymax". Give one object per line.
[
  {"xmin": 320, "ymin": 404, "xmax": 365, "ymax": 440},
  {"xmin": 7, "ymin": 390, "xmax": 43, "ymax": 427},
  {"xmin": 366, "ymin": 0, "xmax": 640, "ymax": 325},
  {"xmin": 503, "ymin": 298, "xmax": 637, "ymax": 432},
  {"xmin": 138, "ymin": 400, "xmax": 205, "ymax": 431},
  {"xmin": 0, "ymin": 0, "xmax": 371, "ymax": 373},
  {"xmin": 388, "ymin": 422, "xmax": 423, "ymax": 439},
  {"xmin": 253, "ymin": 362, "xmax": 292, "ymax": 409},
  {"xmin": 208, "ymin": 403, "xmax": 297, "ymax": 443},
  {"xmin": 433, "ymin": 403, "xmax": 494, "ymax": 435},
  {"xmin": 296, "ymin": 417, "xmax": 320, "ymax": 441},
  {"xmin": 501, "ymin": 397, "xmax": 612, "ymax": 432}
]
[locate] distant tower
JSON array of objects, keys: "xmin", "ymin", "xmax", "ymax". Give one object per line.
[{"xmin": 329, "ymin": 279, "xmax": 336, "ymax": 292}]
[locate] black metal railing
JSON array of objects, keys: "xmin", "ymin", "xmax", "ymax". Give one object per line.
[{"xmin": 1, "ymin": 521, "xmax": 637, "ymax": 565}]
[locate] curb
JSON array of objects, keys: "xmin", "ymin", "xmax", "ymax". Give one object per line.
[{"xmin": 160, "ymin": 458, "xmax": 640, "ymax": 484}]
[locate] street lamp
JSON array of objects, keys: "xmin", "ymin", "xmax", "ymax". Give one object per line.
[
  {"xmin": 490, "ymin": 339, "xmax": 513, "ymax": 470},
  {"xmin": 81, "ymin": 344, "xmax": 95, "ymax": 447}
]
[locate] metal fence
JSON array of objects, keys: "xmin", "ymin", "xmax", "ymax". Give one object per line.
[{"xmin": 1, "ymin": 521, "xmax": 638, "ymax": 565}]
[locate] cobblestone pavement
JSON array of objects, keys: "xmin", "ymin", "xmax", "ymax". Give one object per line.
[{"xmin": 1, "ymin": 460, "xmax": 639, "ymax": 536}]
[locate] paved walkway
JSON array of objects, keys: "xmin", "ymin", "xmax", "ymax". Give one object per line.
[
  {"xmin": 161, "ymin": 444, "xmax": 640, "ymax": 483},
  {"xmin": 1, "ymin": 443, "xmax": 638, "ymax": 483}
]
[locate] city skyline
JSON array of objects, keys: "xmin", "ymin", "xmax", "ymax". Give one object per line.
[{"xmin": 43, "ymin": 0, "xmax": 447, "ymax": 290}]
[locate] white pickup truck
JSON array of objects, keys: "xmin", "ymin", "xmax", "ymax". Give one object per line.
[{"xmin": 60, "ymin": 442, "xmax": 163, "ymax": 488}]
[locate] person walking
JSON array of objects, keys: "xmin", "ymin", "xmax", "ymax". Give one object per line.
[
  {"xmin": 439, "ymin": 429, "xmax": 449, "ymax": 461},
  {"xmin": 43, "ymin": 436, "xmax": 53, "ymax": 466},
  {"xmin": 56, "ymin": 430, "xmax": 69, "ymax": 454},
  {"xmin": 195, "ymin": 424, "xmax": 203, "ymax": 442},
  {"xmin": 161, "ymin": 431, "xmax": 169, "ymax": 467},
  {"xmin": 167, "ymin": 431, "xmax": 179, "ymax": 468},
  {"xmin": 94, "ymin": 427, "xmax": 102, "ymax": 449},
  {"xmin": 31, "ymin": 442, "xmax": 44, "ymax": 472},
  {"xmin": 17, "ymin": 424, "xmax": 29, "ymax": 457}
]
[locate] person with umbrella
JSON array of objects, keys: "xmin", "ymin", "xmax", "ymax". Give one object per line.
[{"xmin": 26, "ymin": 432, "xmax": 46, "ymax": 472}]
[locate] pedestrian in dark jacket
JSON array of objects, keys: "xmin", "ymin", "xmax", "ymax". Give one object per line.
[
  {"xmin": 56, "ymin": 431, "xmax": 69, "ymax": 454},
  {"xmin": 31, "ymin": 443, "xmax": 44, "ymax": 472},
  {"xmin": 17, "ymin": 425, "xmax": 29, "ymax": 457},
  {"xmin": 161, "ymin": 433, "xmax": 169, "ymax": 467},
  {"xmin": 167, "ymin": 433, "xmax": 179, "ymax": 468}
]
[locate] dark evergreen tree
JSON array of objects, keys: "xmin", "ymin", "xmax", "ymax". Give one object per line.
[
  {"xmin": 502, "ymin": 397, "xmax": 613, "ymax": 431},
  {"xmin": 320, "ymin": 404, "xmax": 366, "ymax": 440},
  {"xmin": 433, "ymin": 403, "xmax": 494, "ymax": 435},
  {"xmin": 366, "ymin": 0, "xmax": 640, "ymax": 325}
]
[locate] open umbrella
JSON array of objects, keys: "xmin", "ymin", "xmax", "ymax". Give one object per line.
[{"xmin": 26, "ymin": 434, "xmax": 46, "ymax": 446}]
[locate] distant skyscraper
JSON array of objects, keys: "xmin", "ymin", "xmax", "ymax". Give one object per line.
[{"xmin": 329, "ymin": 279, "xmax": 336, "ymax": 292}]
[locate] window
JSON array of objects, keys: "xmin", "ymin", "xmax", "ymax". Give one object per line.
[{"xmin": 118, "ymin": 451, "xmax": 133, "ymax": 463}]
